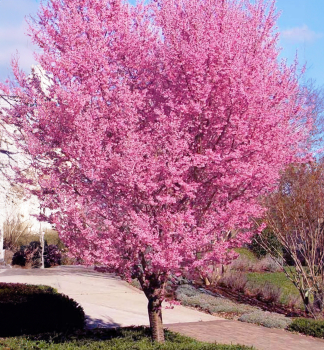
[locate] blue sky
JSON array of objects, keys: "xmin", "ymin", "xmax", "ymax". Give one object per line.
[{"xmin": 0, "ymin": 0, "xmax": 323, "ymax": 86}]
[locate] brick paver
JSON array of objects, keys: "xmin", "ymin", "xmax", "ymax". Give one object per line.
[{"xmin": 165, "ymin": 320, "xmax": 324, "ymax": 350}]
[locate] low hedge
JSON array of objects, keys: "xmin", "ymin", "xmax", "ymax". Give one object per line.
[
  {"xmin": 0, "ymin": 283, "xmax": 85, "ymax": 336},
  {"xmin": 288, "ymin": 318, "xmax": 324, "ymax": 338}
]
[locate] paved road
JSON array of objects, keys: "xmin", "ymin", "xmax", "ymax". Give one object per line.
[{"xmin": 1, "ymin": 266, "xmax": 324, "ymax": 349}]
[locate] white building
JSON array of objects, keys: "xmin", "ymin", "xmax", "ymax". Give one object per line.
[{"xmin": 0, "ymin": 81, "xmax": 50, "ymax": 261}]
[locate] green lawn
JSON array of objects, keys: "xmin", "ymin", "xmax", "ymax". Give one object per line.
[
  {"xmin": 247, "ymin": 271, "xmax": 300, "ymax": 304},
  {"xmin": 0, "ymin": 327, "xmax": 254, "ymax": 350},
  {"xmin": 234, "ymin": 248, "xmax": 258, "ymax": 262}
]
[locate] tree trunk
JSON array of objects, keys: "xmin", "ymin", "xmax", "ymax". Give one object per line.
[
  {"xmin": 313, "ymin": 291, "xmax": 324, "ymax": 313},
  {"xmin": 148, "ymin": 296, "xmax": 165, "ymax": 343},
  {"xmin": 303, "ymin": 294, "xmax": 310, "ymax": 315}
]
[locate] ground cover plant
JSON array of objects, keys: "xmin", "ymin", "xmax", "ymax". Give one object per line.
[
  {"xmin": 238, "ymin": 310, "xmax": 292, "ymax": 329},
  {"xmin": 0, "ymin": 0, "xmax": 313, "ymax": 342},
  {"xmin": 0, "ymin": 283, "xmax": 85, "ymax": 336},
  {"xmin": 176, "ymin": 284, "xmax": 256, "ymax": 316},
  {"xmin": 175, "ymin": 283, "xmax": 295, "ymax": 329},
  {"xmin": 288, "ymin": 318, "xmax": 324, "ymax": 339},
  {"xmin": 0, "ymin": 327, "xmax": 254, "ymax": 350}
]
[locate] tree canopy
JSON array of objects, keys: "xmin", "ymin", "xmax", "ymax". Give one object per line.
[{"xmin": 0, "ymin": 0, "xmax": 313, "ymax": 341}]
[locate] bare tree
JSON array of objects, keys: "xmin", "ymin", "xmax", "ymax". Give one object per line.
[
  {"xmin": 303, "ymin": 79, "xmax": 324, "ymax": 155},
  {"xmin": 260, "ymin": 161, "xmax": 324, "ymax": 317}
]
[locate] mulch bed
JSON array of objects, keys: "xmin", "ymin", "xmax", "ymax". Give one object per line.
[{"xmin": 200, "ymin": 283, "xmax": 304, "ymax": 317}]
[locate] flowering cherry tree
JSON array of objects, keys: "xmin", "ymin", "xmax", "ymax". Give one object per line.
[{"xmin": 0, "ymin": 0, "xmax": 312, "ymax": 342}]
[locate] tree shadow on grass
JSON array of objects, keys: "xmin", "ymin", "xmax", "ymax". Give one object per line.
[{"xmin": 24, "ymin": 326, "xmax": 155, "ymax": 344}]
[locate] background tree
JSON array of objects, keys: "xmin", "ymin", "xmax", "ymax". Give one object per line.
[
  {"xmin": 303, "ymin": 79, "xmax": 324, "ymax": 156},
  {"xmin": 249, "ymin": 227, "xmax": 283, "ymax": 259},
  {"xmin": 260, "ymin": 161, "xmax": 324, "ymax": 317},
  {"xmin": 0, "ymin": 0, "xmax": 313, "ymax": 341}
]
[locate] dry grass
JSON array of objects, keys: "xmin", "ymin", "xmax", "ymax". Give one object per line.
[{"xmin": 3, "ymin": 214, "xmax": 32, "ymax": 250}]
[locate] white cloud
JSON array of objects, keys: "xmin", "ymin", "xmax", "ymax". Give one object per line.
[{"xmin": 282, "ymin": 24, "xmax": 323, "ymax": 43}]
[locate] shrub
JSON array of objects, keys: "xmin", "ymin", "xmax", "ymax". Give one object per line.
[
  {"xmin": 12, "ymin": 242, "xmax": 61, "ymax": 268},
  {"xmin": 246, "ymin": 272, "xmax": 300, "ymax": 306},
  {"xmin": 258, "ymin": 282, "xmax": 282, "ymax": 304},
  {"xmin": 286, "ymin": 294, "xmax": 303, "ymax": 310},
  {"xmin": 230, "ymin": 256, "xmax": 253, "ymax": 272},
  {"xmin": 11, "ymin": 248, "xmax": 27, "ymax": 266},
  {"xmin": 256, "ymin": 255, "xmax": 282, "ymax": 273},
  {"xmin": 45, "ymin": 244, "xmax": 62, "ymax": 267},
  {"xmin": 12, "ymin": 241, "xmax": 42, "ymax": 268},
  {"xmin": 245, "ymin": 285, "xmax": 263, "ymax": 300},
  {"xmin": 238, "ymin": 310, "xmax": 292, "ymax": 329},
  {"xmin": 218, "ymin": 272, "xmax": 248, "ymax": 293},
  {"xmin": 288, "ymin": 318, "xmax": 324, "ymax": 338},
  {"xmin": 0, "ymin": 283, "xmax": 85, "ymax": 336}
]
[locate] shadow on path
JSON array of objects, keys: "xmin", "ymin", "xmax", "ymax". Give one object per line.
[{"xmin": 86, "ymin": 316, "xmax": 121, "ymax": 329}]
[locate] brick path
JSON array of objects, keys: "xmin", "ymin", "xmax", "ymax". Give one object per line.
[{"xmin": 165, "ymin": 320, "xmax": 324, "ymax": 350}]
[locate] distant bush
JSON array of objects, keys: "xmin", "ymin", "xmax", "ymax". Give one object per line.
[
  {"xmin": 229, "ymin": 255, "xmax": 282, "ymax": 273},
  {"xmin": 247, "ymin": 282, "xmax": 282, "ymax": 304},
  {"xmin": 12, "ymin": 241, "xmax": 42, "ymax": 268},
  {"xmin": 238, "ymin": 310, "xmax": 292, "ymax": 329},
  {"xmin": 286, "ymin": 294, "xmax": 303, "ymax": 310},
  {"xmin": 249, "ymin": 228, "xmax": 283, "ymax": 259},
  {"xmin": 288, "ymin": 318, "xmax": 324, "ymax": 338},
  {"xmin": 230, "ymin": 256, "xmax": 254, "ymax": 272},
  {"xmin": 256, "ymin": 255, "xmax": 282, "ymax": 273},
  {"xmin": 12, "ymin": 242, "xmax": 61, "ymax": 268},
  {"xmin": 45, "ymin": 244, "xmax": 62, "ymax": 267},
  {"xmin": 11, "ymin": 248, "xmax": 27, "ymax": 266},
  {"xmin": 0, "ymin": 283, "xmax": 85, "ymax": 336},
  {"xmin": 218, "ymin": 272, "xmax": 248, "ymax": 293}
]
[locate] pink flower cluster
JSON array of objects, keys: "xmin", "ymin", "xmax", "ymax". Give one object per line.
[{"xmin": 0, "ymin": 0, "xmax": 312, "ymax": 290}]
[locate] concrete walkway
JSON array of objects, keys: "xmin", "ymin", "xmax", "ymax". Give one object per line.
[
  {"xmin": 0, "ymin": 266, "xmax": 218, "ymax": 328},
  {"xmin": 1, "ymin": 266, "xmax": 324, "ymax": 349}
]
